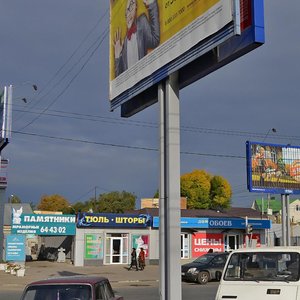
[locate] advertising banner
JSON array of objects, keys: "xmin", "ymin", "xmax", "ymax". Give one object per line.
[
  {"xmin": 109, "ymin": 0, "xmax": 233, "ymax": 102},
  {"xmin": 77, "ymin": 212, "xmax": 152, "ymax": 228},
  {"xmin": 247, "ymin": 141, "xmax": 300, "ymax": 194},
  {"xmin": 85, "ymin": 234, "xmax": 103, "ymax": 259},
  {"xmin": 6, "ymin": 234, "xmax": 26, "ymax": 262},
  {"xmin": 192, "ymin": 232, "xmax": 224, "ymax": 257},
  {"xmin": 11, "ymin": 213, "xmax": 76, "ymax": 235},
  {"xmin": 132, "ymin": 234, "xmax": 149, "ymax": 258}
]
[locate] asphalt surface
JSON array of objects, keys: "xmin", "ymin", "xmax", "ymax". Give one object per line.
[{"xmin": 0, "ymin": 260, "xmax": 161, "ymax": 291}]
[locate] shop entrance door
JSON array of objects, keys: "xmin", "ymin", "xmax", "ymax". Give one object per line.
[
  {"xmin": 225, "ymin": 234, "xmax": 239, "ymax": 252},
  {"xmin": 181, "ymin": 234, "xmax": 189, "ymax": 259},
  {"xmin": 110, "ymin": 237, "xmax": 123, "ymax": 264}
]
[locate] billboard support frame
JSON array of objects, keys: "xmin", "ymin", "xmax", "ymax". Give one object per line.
[{"xmin": 159, "ymin": 72, "xmax": 181, "ymax": 300}]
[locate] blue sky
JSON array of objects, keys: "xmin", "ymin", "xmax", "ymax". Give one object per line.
[{"xmin": 1, "ymin": 0, "xmax": 299, "ymax": 208}]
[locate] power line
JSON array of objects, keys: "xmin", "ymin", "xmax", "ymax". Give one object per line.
[{"xmin": 12, "ymin": 129, "xmax": 245, "ymax": 159}]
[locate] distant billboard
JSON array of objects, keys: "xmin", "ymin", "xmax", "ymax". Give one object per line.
[
  {"xmin": 0, "ymin": 86, "xmax": 12, "ymax": 151},
  {"xmin": 246, "ymin": 141, "xmax": 300, "ymax": 194},
  {"xmin": 109, "ymin": 0, "xmax": 265, "ymax": 116}
]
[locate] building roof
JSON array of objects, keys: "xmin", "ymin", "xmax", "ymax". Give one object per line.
[
  {"xmin": 254, "ymin": 198, "xmax": 296, "ymax": 213},
  {"xmin": 127, "ymin": 206, "xmax": 265, "ymax": 219}
]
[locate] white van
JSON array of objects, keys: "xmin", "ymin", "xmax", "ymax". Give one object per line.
[{"xmin": 215, "ymin": 247, "xmax": 300, "ymax": 300}]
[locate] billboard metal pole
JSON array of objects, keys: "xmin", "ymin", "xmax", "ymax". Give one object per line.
[
  {"xmin": 158, "ymin": 83, "xmax": 165, "ymax": 300},
  {"xmin": 159, "ymin": 72, "xmax": 181, "ymax": 300},
  {"xmin": 281, "ymin": 194, "xmax": 287, "ymax": 246},
  {"xmin": 286, "ymin": 194, "xmax": 291, "ymax": 246}
]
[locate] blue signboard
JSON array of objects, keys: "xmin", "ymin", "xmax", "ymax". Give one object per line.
[
  {"xmin": 77, "ymin": 213, "xmax": 152, "ymax": 228},
  {"xmin": 153, "ymin": 217, "xmax": 271, "ymax": 229},
  {"xmin": 6, "ymin": 234, "xmax": 25, "ymax": 262},
  {"xmin": 11, "ymin": 214, "xmax": 76, "ymax": 236}
]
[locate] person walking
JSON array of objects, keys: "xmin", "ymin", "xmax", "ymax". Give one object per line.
[
  {"xmin": 138, "ymin": 247, "xmax": 146, "ymax": 270},
  {"xmin": 128, "ymin": 248, "xmax": 138, "ymax": 271}
]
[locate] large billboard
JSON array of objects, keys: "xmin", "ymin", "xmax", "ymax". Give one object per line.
[
  {"xmin": 110, "ymin": 0, "xmax": 234, "ymax": 108},
  {"xmin": 0, "ymin": 86, "xmax": 12, "ymax": 151},
  {"xmin": 109, "ymin": 0, "xmax": 265, "ymax": 116},
  {"xmin": 247, "ymin": 141, "xmax": 300, "ymax": 194}
]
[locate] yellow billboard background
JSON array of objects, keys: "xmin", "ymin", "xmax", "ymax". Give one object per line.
[{"xmin": 110, "ymin": 0, "xmax": 219, "ymax": 81}]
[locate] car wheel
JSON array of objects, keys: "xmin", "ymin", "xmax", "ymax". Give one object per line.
[{"xmin": 197, "ymin": 271, "xmax": 210, "ymax": 284}]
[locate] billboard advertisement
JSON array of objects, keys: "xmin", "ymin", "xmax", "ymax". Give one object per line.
[
  {"xmin": 132, "ymin": 234, "xmax": 149, "ymax": 258},
  {"xmin": 110, "ymin": 0, "xmax": 233, "ymax": 107},
  {"xmin": 109, "ymin": 0, "xmax": 265, "ymax": 116},
  {"xmin": 247, "ymin": 141, "xmax": 300, "ymax": 194},
  {"xmin": 192, "ymin": 232, "xmax": 224, "ymax": 257}
]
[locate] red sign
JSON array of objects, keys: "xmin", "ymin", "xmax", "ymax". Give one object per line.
[
  {"xmin": 243, "ymin": 234, "xmax": 261, "ymax": 247},
  {"xmin": 192, "ymin": 233, "xmax": 224, "ymax": 257}
]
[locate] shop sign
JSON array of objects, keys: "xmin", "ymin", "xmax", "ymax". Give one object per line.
[
  {"xmin": 85, "ymin": 234, "xmax": 103, "ymax": 259},
  {"xmin": 192, "ymin": 233, "xmax": 224, "ymax": 257},
  {"xmin": 153, "ymin": 217, "xmax": 271, "ymax": 229},
  {"xmin": 11, "ymin": 213, "xmax": 76, "ymax": 235},
  {"xmin": 6, "ymin": 234, "xmax": 25, "ymax": 262},
  {"xmin": 77, "ymin": 213, "xmax": 152, "ymax": 228}
]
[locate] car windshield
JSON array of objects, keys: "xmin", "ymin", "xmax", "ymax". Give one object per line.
[
  {"xmin": 21, "ymin": 284, "xmax": 92, "ymax": 300},
  {"xmin": 224, "ymin": 252, "xmax": 300, "ymax": 282},
  {"xmin": 193, "ymin": 254, "xmax": 216, "ymax": 264}
]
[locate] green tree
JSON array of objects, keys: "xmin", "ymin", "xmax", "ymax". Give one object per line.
[
  {"xmin": 97, "ymin": 191, "xmax": 136, "ymax": 213},
  {"xmin": 181, "ymin": 170, "xmax": 211, "ymax": 209},
  {"xmin": 10, "ymin": 195, "xmax": 21, "ymax": 203},
  {"xmin": 210, "ymin": 175, "xmax": 232, "ymax": 209},
  {"xmin": 37, "ymin": 194, "xmax": 70, "ymax": 213}
]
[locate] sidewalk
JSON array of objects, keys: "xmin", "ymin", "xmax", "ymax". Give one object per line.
[{"xmin": 0, "ymin": 260, "xmax": 160, "ymax": 291}]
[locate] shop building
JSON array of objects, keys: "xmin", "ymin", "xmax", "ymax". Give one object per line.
[{"xmin": 73, "ymin": 207, "xmax": 270, "ymax": 266}]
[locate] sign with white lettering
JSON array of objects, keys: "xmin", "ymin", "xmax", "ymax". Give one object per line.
[
  {"xmin": 6, "ymin": 234, "xmax": 25, "ymax": 261},
  {"xmin": 192, "ymin": 233, "xmax": 224, "ymax": 257},
  {"xmin": 152, "ymin": 217, "xmax": 271, "ymax": 229},
  {"xmin": 11, "ymin": 214, "xmax": 76, "ymax": 235},
  {"xmin": 77, "ymin": 213, "xmax": 152, "ymax": 228}
]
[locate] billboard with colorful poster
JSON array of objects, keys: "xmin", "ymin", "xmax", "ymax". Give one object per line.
[
  {"xmin": 247, "ymin": 141, "xmax": 300, "ymax": 194},
  {"xmin": 192, "ymin": 232, "xmax": 224, "ymax": 257},
  {"xmin": 109, "ymin": 0, "xmax": 265, "ymax": 116},
  {"xmin": 132, "ymin": 234, "xmax": 149, "ymax": 258}
]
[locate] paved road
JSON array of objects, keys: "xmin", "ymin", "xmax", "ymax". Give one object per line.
[{"xmin": 0, "ymin": 260, "xmax": 218, "ymax": 300}]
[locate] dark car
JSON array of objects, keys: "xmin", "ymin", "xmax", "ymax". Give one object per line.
[
  {"xmin": 181, "ymin": 252, "xmax": 229, "ymax": 284},
  {"xmin": 20, "ymin": 275, "xmax": 123, "ymax": 300}
]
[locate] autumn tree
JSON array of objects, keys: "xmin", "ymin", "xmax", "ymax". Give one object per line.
[
  {"xmin": 37, "ymin": 194, "xmax": 70, "ymax": 213},
  {"xmin": 10, "ymin": 195, "xmax": 21, "ymax": 203},
  {"xmin": 181, "ymin": 169, "xmax": 211, "ymax": 209},
  {"xmin": 181, "ymin": 169, "xmax": 232, "ymax": 209}
]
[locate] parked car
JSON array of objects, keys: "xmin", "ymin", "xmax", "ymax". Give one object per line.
[
  {"xmin": 20, "ymin": 275, "xmax": 124, "ymax": 300},
  {"xmin": 181, "ymin": 252, "xmax": 229, "ymax": 284}
]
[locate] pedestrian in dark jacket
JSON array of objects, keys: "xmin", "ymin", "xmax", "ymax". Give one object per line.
[{"xmin": 128, "ymin": 248, "xmax": 138, "ymax": 271}]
